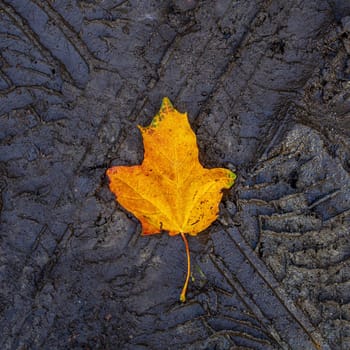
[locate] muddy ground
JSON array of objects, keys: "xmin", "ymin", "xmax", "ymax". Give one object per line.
[{"xmin": 1, "ymin": 1, "xmax": 350, "ymax": 349}]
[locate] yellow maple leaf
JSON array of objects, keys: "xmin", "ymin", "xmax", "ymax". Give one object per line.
[{"xmin": 107, "ymin": 97, "xmax": 236, "ymax": 301}]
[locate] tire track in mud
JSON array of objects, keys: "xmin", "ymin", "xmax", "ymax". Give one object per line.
[
  {"xmin": 0, "ymin": 1, "xmax": 349, "ymax": 349},
  {"xmin": 237, "ymin": 125, "xmax": 350, "ymax": 349}
]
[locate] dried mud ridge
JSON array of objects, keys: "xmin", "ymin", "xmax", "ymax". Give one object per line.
[{"xmin": 1, "ymin": 1, "xmax": 350, "ymax": 349}]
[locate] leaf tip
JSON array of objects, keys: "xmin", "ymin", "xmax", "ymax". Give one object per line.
[
  {"xmin": 227, "ymin": 170, "xmax": 237, "ymax": 187},
  {"xmin": 137, "ymin": 124, "xmax": 145, "ymax": 133},
  {"xmin": 106, "ymin": 166, "xmax": 116, "ymax": 179},
  {"xmin": 161, "ymin": 97, "xmax": 174, "ymax": 113}
]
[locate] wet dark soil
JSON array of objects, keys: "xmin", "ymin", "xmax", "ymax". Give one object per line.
[{"xmin": 1, "ymin": 1, "xmax": 350, "ymax": 349}]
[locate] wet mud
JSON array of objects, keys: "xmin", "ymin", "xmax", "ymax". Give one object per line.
[{"xmin": 1, "ymin": 1, "xmax": 350, "ymax": 349}]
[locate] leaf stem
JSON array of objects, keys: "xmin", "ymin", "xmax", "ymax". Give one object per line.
[{"xmin": 180, "ymin": 232, "xmax": 191, "ymax": 302}]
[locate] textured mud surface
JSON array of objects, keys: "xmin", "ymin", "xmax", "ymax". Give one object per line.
[{"xmin": 1, "ymin": 1, "xmax": 350, "ymax": 349}]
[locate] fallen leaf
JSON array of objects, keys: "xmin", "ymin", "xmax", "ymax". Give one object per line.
[{"xmin": 107, "ymin": 97, "xmax": 236, "ymax": 301}]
